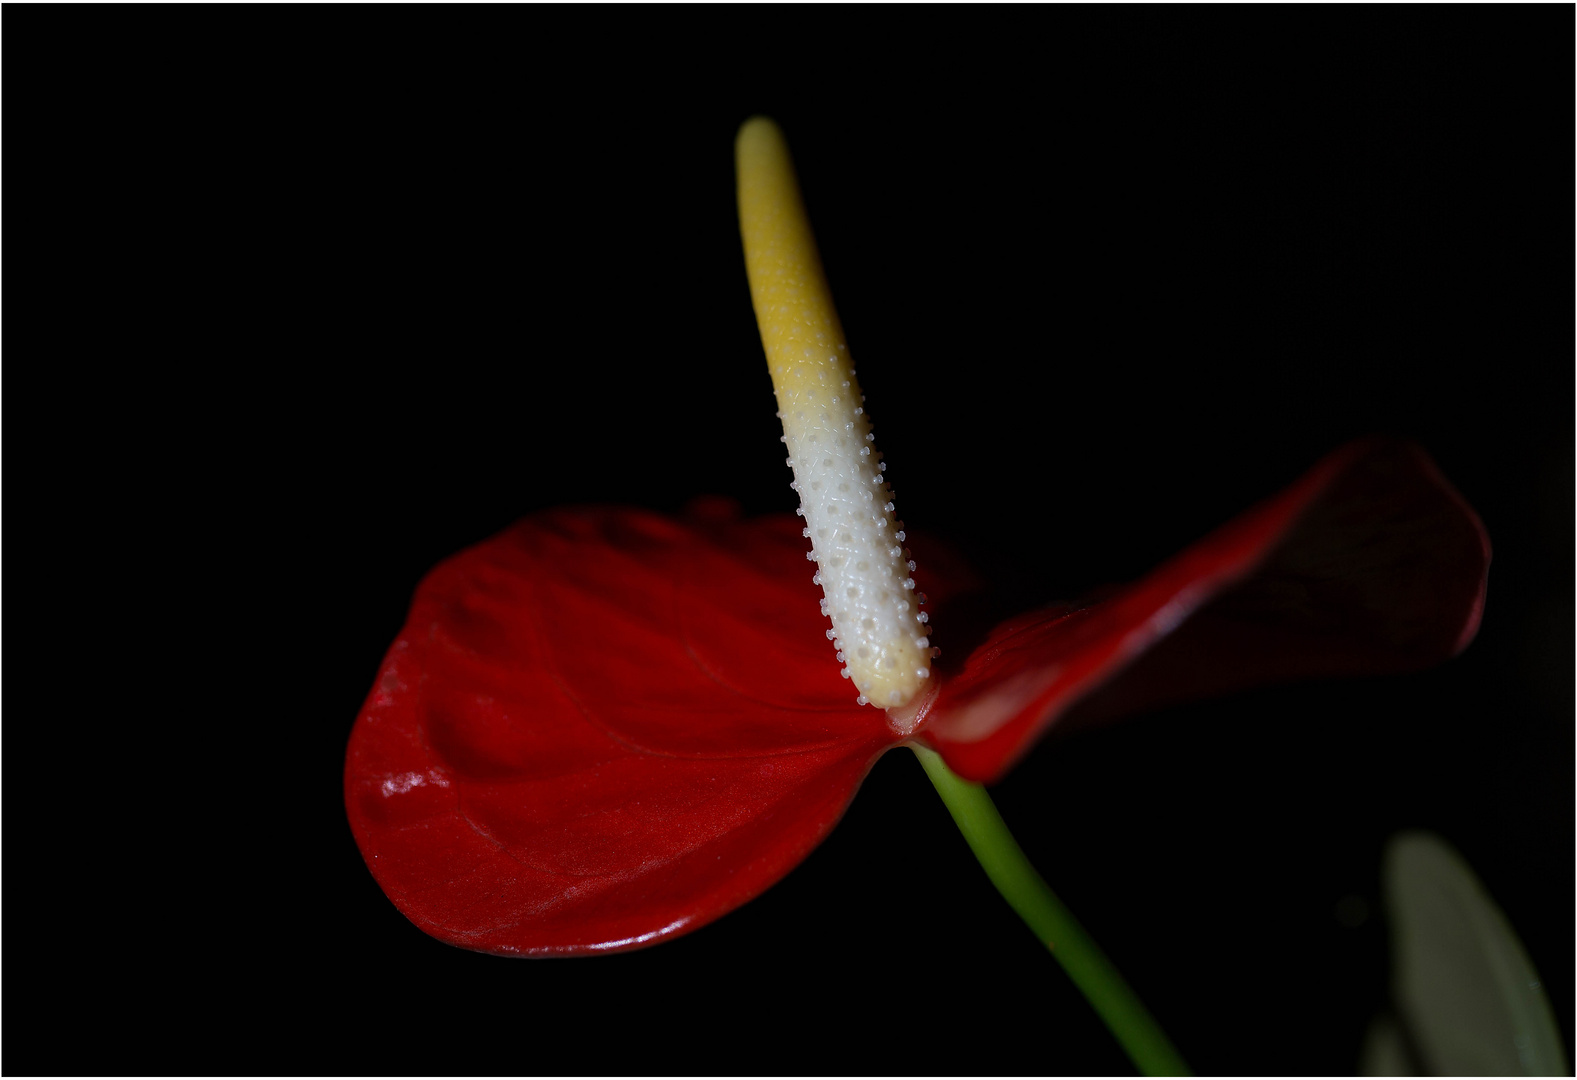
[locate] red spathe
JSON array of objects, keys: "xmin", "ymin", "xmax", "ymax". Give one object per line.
[{"xmin": 344, "ymin": 438, "xmax": 1489, "ymax": 955}]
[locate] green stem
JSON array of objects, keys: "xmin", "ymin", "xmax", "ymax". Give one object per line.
[{"xmin": 911, "ymin": 744, "xmax": 1191, "ymax": 1077}]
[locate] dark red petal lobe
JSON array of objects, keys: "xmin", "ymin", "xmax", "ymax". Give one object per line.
[
  {"xmin": 919, "ymin": 438, "xmax": 1491, "ymax": 783},
  {"xmin": 344, "ymin": 505, "xmax": 899, "ymax": 956}
]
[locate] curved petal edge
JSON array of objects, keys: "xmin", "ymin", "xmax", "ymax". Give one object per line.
[
  {"xmin": 919, "ymin": 438, "xmax": 1491, "ymax": 783},
  {"xmin": 344, "ymin": 505, "xmax": 898, "ymax": 956}
]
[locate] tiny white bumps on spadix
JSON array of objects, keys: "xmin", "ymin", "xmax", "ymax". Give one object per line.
[
  {"xmin": 737, "ymin": 117, "xmax": 931, "ymax": 712},
  {"xmin": 773, "ymin": 366, "xmax": 930, "ymax": 709}
]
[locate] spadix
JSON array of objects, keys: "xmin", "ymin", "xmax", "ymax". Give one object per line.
[{"xmin": 736, "ymin": 118, "xmax": 932, "ymax": 712}]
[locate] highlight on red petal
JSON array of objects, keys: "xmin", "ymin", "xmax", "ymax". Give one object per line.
[
  {"xmin": 344, "ymin": 504, "xmax": 899, "ymax": 956},
  {"xmin": 918, "ymin": 438, "xmax": 1492, "ymax": 783}
]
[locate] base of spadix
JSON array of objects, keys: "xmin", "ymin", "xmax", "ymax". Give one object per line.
[
  {"xmin": 885, "ymin": 678, "xmax": 940, "ymax": 737},
  {"xmin": 780, "ymin": 369, "xmax": 932, "ymax": 709}
]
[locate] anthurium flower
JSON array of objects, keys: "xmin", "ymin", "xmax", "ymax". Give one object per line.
[{"xmin": 343, "ymin": 119, "xmax": 1489, "ymax": 962}]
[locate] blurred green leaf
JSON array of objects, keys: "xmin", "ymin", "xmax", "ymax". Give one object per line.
[
  {"xmin": 1360, "ymin": 1013, "xmax": 1420, "ymax": 1076},
  {"xmin": 1381, "ymin": 831, "xmax": 1567, "ymax": 1076}
]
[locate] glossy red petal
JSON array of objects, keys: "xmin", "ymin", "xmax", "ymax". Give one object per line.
[
  {"xmin": 344, "ymin": 505, "xmax": 900, "ymax": 956},
  {"xmin": 347, "ymin": 441, "xmax": 1489, "ymax": 953},
  {"xmin": 919, "ymin": 438, "xmax": 1491, "ymax": 783}
]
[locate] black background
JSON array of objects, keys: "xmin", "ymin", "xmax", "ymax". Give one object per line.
[{"xmin": 12, "ymin": 10, "xmax": 1572, "ymax": 1077}]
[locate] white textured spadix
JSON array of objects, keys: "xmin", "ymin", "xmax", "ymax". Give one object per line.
[{"xmin": 736, "ymin": 118, "xmax": 932, "ymax": 712}]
